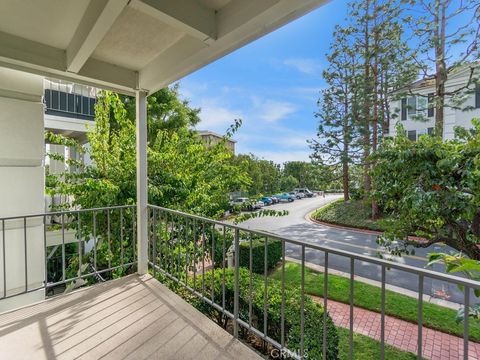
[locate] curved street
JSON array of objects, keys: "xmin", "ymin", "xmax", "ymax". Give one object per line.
[{"xmin": 239, "ymin": 194, "xmax": 467, "ymax": 304}]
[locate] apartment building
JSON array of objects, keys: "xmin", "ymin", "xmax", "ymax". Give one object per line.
[
  {"xmin": 389, "ymin": 65, "xmax": 480, "ymax": 140},
  {"xmin": 198, "ymin": 130, "xmax": 236, "ymax": 153}
]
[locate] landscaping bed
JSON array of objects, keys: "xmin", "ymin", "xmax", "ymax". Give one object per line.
[
  {"xmin": 270, "ymin": 262, "xmax": 480, "ymax": 342},
  {"xmin": 311, "ymin": 199, "xmax": 387, "ymax": 232}
]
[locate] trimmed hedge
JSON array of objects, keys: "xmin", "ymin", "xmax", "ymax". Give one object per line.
[
  {"xmin": 195, "ymin": 268, "xmax": 339, "ymax": 359},
  {"xmin": 238, "ymin": 236, "xmax": 282, "ymax": 274}
]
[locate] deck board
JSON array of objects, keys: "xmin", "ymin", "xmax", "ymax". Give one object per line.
[{"xmin": 0, "ymin": 275, "xmax": 262, "ymax": 360}]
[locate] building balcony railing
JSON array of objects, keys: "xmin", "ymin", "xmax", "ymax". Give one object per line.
[
  {"xmin": 1, "ymin": 204, "xmax": 479, "ymax": 359},
  {"xmin": 44, "ymin": 88, "xmax": 96, "ymax": 121}
]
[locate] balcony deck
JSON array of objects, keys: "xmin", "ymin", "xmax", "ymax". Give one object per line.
[{"xmin": 0, "ymin": 275, "xmax": 262, "ymax": 360}]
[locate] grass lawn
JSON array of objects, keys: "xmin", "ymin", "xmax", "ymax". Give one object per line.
[
  {"xmin": 312, "ymin": 199, "xmax": 387, "ymax": 232},
  {"xmin": 337, "ymin": 328, "xmax": 417, "ymax": 359},
  {"xmin": 270, "ymin": 262, "xmax": 480, "ymax": 342}
]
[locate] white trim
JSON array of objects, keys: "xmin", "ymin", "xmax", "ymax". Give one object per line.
[{"xmin": 136, "ymin": 90, "xmax": 148, "ymax": 275}]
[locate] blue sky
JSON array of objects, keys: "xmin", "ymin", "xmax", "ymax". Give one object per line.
[{"xmin": 179, "ymin": 0, "xmax": 349, "ymax": 164}]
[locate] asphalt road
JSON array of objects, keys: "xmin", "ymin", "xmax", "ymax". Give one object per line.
[{"xmin": 239, "ymin": 194, "xmax": 468, "ymax": 305}]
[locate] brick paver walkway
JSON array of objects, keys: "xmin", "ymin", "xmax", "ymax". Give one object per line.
[{"xmin": 313, "ymin": 296, "xmax": 480, "ymax": 359}]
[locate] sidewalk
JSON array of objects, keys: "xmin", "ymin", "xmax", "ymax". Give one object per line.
[{"xmin": 313, "ymin": 296, "xmax": 480, "ymax": 359}]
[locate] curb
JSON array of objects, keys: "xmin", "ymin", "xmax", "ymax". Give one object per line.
[
  {"xmin": 306, "ymin": 209, "xmax": 427, "ymax": 243},
  {"xmin": 286, "ymin": 256, "xmax": 461, "ymax": 310}
]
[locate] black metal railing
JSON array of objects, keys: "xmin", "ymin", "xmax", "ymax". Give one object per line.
[
  {"xmin": 0, "ymin": 205, "xmax": 136, "ymax": 300},
  {"xmin": 147, "ymin": 204, "xmax": 480, "ymax": 360}
]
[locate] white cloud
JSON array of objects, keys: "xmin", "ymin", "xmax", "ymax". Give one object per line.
[
  {"xmin": 258, "ymin": 100, "xmax": 296, "ymax": 122},
  {"xmin": 283, "ymin": 58, "xmax": 322, "ymax": 75},
  {"xmin": 196, "ymin": 99, "xmax": 243, "ymax": 131}
]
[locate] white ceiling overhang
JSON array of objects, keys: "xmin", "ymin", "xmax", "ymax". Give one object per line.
[{"xmin": 0, "ymin": 0, "xmax": 327, "ymax": 95}]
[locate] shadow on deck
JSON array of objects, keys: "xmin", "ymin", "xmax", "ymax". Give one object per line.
[{"xmin": 0, "ymin": 275, "xmax": 262, "ymax": 360}]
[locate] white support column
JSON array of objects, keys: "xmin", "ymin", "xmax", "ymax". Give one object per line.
[
  {"xmin": 136, "ymin": 90, "xmax": 148, "ymax": 274},
  {"xmin": 0, "ymin": 68, "xmax": 45, "ymax": 311}
]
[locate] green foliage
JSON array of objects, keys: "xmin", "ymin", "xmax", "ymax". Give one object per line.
[
  {"xmin": 337, "ymin": 328, "xmax": 417, "ymax": 360},
  {"xmin": 371, "ymin": 120, "xmax": 480, "ymax": 259},
  {"xmin": 238, "ymin": 237, "xmax": 282, "ymax": 274},
  {"xmin": 271, "ymin": 262, "xmax": 480, "ymax": 342},
  {"xmin": 194, "ymin": 268, "xmax": 339, "ymax": 359},
  {"xmin": 46, "ymin": 88, "xmax": 250, "ymax": 218},
  {"xmin": 283, "ymin": 161, "xmax": 325, "ymax": 190},
  {"xmin": 312, "ymin": 199, "xmax": 387, "ymax": 232},
  {"xmin": 428, "ymin": 252, "xmax": 480, "ymax": 323}
]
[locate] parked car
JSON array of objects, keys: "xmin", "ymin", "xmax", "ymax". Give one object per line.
[
  {"xmin": 274, "ymin": 193, "xmax": 295, "ymax": 202},
  {"xmin": 289, "ymin": 191, "xmax": 303, "ymax": 199},
  {"xmin": 270, "ymin": 196, "xmax": 280, "ymax": 204},
  {"xmin": 233, "ymin": 197, "xmax": 260, "ymax": 211},
  {"xmin": 294, "ymin": 188, "xmax": 315, "ymax": 197},
  {"xmin": 260, "ymin": 197, "xmax": 273, "ymax": 206}
]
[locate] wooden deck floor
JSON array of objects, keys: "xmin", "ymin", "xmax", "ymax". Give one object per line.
[{"xmin": 0, "ymin": 275, "xmax": 262, "ymax": 360}]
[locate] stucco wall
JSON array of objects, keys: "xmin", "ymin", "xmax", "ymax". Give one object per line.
[{"xmin": 0, "ymin": 68, "xmax": 45, "ymax": 311}]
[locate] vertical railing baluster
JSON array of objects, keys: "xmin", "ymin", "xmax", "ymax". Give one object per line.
[
  {"xmin": 24, "ymin": 217, "xmax": 27, "ymax": 292},
  {"xmin": 202, "ymin": 221, "xmax": 205, "ymax": 295},
  {"xmin": 323, "ymin": 251, "xmax": 329, "ymax": 360},
  {"xmin": 159, "ymin": 211, "xmax": 163, "ymax": 271},
  {"xmin": 185, "ymin": 217, "xmax": 188, "ymax": 285},
  {"xmin": 3, "ymin": 219, "xmax": 6, "ymax": 298},
  {"xmin": 249, "ymin": 233, "xmax": 253, "ymax": 328},
  {"xmin": 281, "ymin": 239, "xmax": 286, "ymax": 349},
  {"xmin": 152, "ymin": 208, "xmax": 157, "ymax": 278},
  {"xmin": 177, "ymin": 215, "xmax": 181, "ymax": 280},
  {"xmin": 211, "ymin": 223, "xmax": 215, "ymax": 303},
  {"xmin": 350, "ymin": 258, "xmax": 354, "ymax": 360},
  {"xmin": 107, "ymin": 209, "xmax": 111, "ymax": 270},
  {"xmin": 233, "ymin": 228, "xmax": 240, "ymax": 338},
  {"xmin": 263, "ymin": 236, "xmax": 268, "ymax": 339},
  {"xmin": 380, "ymin": 265, "xmax": 386, "ymax": 360},
  {"xmin": 43, "ymin": 215, "xmax": 47, "ymax": 294},
  {"xmin": 165, "ymin": 212, "xmax": 170, "ymax": 273},
  {"xmin": 120, "ymin": 208, "xmax": 124, "ymax": 267},
  {"xmin": 78, "ymin": 213, "xmax": 82, "ymax": 276},
  {"xmin": 170, "ymin": 213, "xmax": 175, "ymax": 275},
  {"xmin": 222, "ymin": 225, "xmax": 226, "ymax": 312},
  {"xmin": 61, "ymin": 213, "xmax": 65, "ymax": 282},
  {"xmin": 417, "ymin": 275, "xmax": 424, "ymax": 359},
  {"xmin": 300, "ymin": 245, "xmax": 305, "ymax": 358},
  {"xmin": 132, "ymin": 208, "xmax": 136, "ymax": 264},
  {"xmin": 193, "ymin": 218, "xmax": 197, "ymax": 292},
  {"xmin": 93, "ymin": 211, "xmax": 97, "ymax": 271},
  {"xmin": 464, "ymin": 286, "xmax": 470, "ymax": 360}
]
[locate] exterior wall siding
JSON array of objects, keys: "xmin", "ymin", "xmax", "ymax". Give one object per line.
[{"xmin": 389, "ymin": 70, "xmax": 480, "ymax": 140}]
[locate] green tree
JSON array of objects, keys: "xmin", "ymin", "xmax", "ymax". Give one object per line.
[
  {"xmin": 283, "ymin": 161, "xmax": 324, "ymax": 190},
  {"xmin": 279, "ymin": 175, "xmax": 299, "ymax": 192},
  {"xmin": 407, "ymin": 0, "xmax": 480, "ymax": 136},
  {"xmin": 311, "ymin": 25, "xmax": 360, "ymax": 201},
  {"xmin": 372, "ymin": 120, "xmax": 480, "ymax": 259}
]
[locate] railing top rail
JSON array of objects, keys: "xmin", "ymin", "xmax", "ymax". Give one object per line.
[
  {"xmin": 0, "ymin": 204, "xmax": 136, "ymax": 221},
  {"xmin": 148, "ymin": 203, "xmax": 480, "ymax": 290}
]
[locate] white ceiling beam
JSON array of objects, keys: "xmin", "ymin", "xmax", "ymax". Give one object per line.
[
  {"xmin": 139, "ymin": 0, "xmax": 326, "ymax": 93},
  {"xmin": 129, "ymin": 0, "xmax": 216, "ymax": 42},
  {"xmin": 0, "ymin": 30, "xmax": 137, "ymax": 95},
  {"xmin": 66, "ymin": 0, "xmax": 129, "ymax": 73},
  {"xmin": 0, "ymin": 31, "xmax": 65, "ymax": 72}
]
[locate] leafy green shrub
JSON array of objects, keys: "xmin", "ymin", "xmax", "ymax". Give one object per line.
[
  {"xmin": 238, "ymin": 236, "xmax": 282, "ymax": 274},
  {"xmin": 194, "ymin": 268, "xmax": 339, "ymax": 359}
]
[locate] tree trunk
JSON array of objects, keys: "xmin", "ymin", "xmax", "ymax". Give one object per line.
[
  {"xmin": 363, "ymin": 0, "xmax": 372, "ymax": 196},
  {"xmin": 371, "ymin": 0, "xmax": 380, "ymax": 220},
  {"xmin": 343, "ymin": 83, "xmax": 350, "ymax": 202},
  {"xmin": 434, "ymin": 0, "xmax": 447, "ymax": 138}
]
